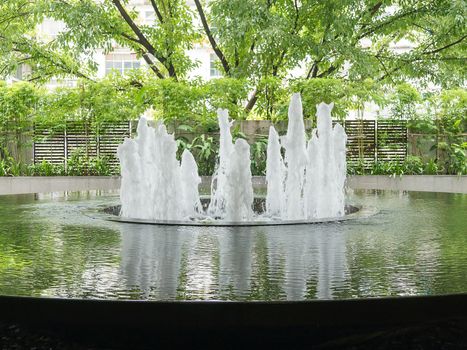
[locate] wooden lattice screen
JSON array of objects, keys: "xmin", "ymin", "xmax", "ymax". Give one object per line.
[
  {"xmin": 33, "ymin": 119, "xmax": 407, "ymax": 171},
  {"xmin": 342, "ymin": 120, "xmax": 407, "ymax": 168},
  {"xmin": 33, "ymin": 121, "xmax": 134, "ymax": 169},
  {"xmin": 98, "ymin": 121, "xmax": 136, "ymax": 168},
  {"xmin": 33, "ymin": 125, "xmax": 66, "ymax": 165},
  {"xmin": 376, "ymin": 120, "xmax": 408, "ymax": 163},
  {"xmin": 344, "ymin": 120, "xmax": 376, "ymax": 168}
]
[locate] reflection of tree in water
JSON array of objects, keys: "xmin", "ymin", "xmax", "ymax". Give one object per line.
[
  {"xmin": 343, "ymin": 191, "xmax": 442, "ymax": 299},
  {"xmin": 120, "ymin": 225, "xmax": 191, "ymax": 300},
  {"xmin": 0, "ymin": 221, "xmax": 121, "ymax": 299},
  {"xmin": 248, "ymin": 230, "xmax": 285, "ymax": 301},
  {"xmin": 0, "ymin": 193, "xmax": 123, "ymax": 298},
  {"xmin": 50, "ymin": 226, "xmax": 122, "ymax": 298},
  {"xmin": 435, "ymin": 193, "xmax": 467, "ymax": 294}
]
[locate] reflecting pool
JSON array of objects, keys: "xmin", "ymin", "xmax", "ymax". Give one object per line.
[{"xmin": 0, "ymin": 190, "xmax": 466, "ymax": 301}]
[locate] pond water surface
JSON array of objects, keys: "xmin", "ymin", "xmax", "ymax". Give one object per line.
[{"xmin": 0, "ymin": 190, "xmax": 466, "ymax": 301}]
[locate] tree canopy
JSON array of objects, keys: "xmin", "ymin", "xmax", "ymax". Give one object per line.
[{"xmin": 0, "ymin": 0, "xmax": 465, "ymax": 112}]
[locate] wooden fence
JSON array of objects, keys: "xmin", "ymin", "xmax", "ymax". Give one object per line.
[
  {"xmin": 33, "ymin": 121, "xmax": 135, "ymax": 169},
  {"xmin": 33, "ymin": 119, "xmax": 407, "ymax": 169},
  {"xmin": 345, "ymin": 120, "xmax": 408, "ymax": 168}
]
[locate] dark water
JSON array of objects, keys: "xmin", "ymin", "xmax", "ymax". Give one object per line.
[{"xmin": 0, "ymin": 190, "xmax": 466, "ymax": 301}]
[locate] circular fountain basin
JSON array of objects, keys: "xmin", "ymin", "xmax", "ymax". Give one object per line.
[
  {"xmin": 0, "ymin": 189, "xmax": 466, "ymax": 303},
  {"xmin": 0, "ymin": 188, "xmax": 466, "ymax": 345},
  {"xmin": 102, "ymin": 197, "xmax": 377, "ymax": 226}
]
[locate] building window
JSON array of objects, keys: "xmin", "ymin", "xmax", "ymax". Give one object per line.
[
  {"xmin": 14, "ymin": 65, "xmax": 23, "ymax": 81},
  {"xmin": 105, "ymin": 53, "xmax": 141, "ymax": 75},
  {"xmin": 145, "ymin": 10, "xmax": 156, "ymax": 23},
  {"xmin": 210, "ymin": 53, "xmax": 222, "ymax": 77}
]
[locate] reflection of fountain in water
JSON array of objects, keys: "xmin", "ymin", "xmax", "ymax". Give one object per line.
[
  {"xmin": 117, "ymin": 93, "xmax": 346, "ymax": 222},
  {"xmin": 314, "ymin": 232, "xmax": 349, "ymax": 299},
  {"xmin": 217, "ymin": 228, "xmax": 253, "ymax": 298},
  {"xmin": 120, "ymin": 225, "xmax": 188, "ymax": 299},
  {"xmin": 119, "ymin": 224, "xmax": 349, "ymax": 300},
  {"xmin": 264, "ymin": 227, "xmax": 349, "ymax": 300}
]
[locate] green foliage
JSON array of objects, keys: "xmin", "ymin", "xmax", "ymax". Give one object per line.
[
  {"xmin": 424, "ymin": 159, "xmax": 440, "ymax": 175},
  {"xmin": 370, "ymin": 161, "xmax": 405, "ymax": 176},
  {"xmin": 176, "ymin": 134, "xmax": 217, "ymax": 176},
  {"xmin": 1, "ymin": 0, "xmax": 465, "ymax": 113},
  {"xmin": 66, "ymin": 149, "xmax": 115, "ymax": 176},
  {"xmin": 0, "ymin": 148, "xmax": 28, "ymax": 176},
  {"xmin": 36, "ymin": 76, "xmax": 146, "ymax": 129},
  {"xmin": 408, "ymin": 88, "xmax": 466, "ymax": 175},
  {"xmin": 255, "ymin": 77, "xmax": 287, "ymax": 121},
  {"xmin": 142, "ymin": 78, "xmax": 204, "ymax": 123},
  {"xmin": 444, "ymin": 142, "xmax": 467, "ymax": 176},
  {"xmin": 250, "ymin": 136, "xmax": 268, "ymax": 176},
  {"xmin": 347, "ymin": 160, "xmax": 366, "ymax": 176},
  {"xmin": 288, "ymin": 78, "xmax": 385, "ymax": 122},
  {"xmin": 350, "ymin": 154, "xmax": 465, "ymax": 176},
  {"xmin": 388, "ymin": 83, "xmax": 421, "ymax": 120},
  {"xmin": 206, "ymin": 78, "xmax": 250, "ymax": 120},
  {"xmin": 437, "ymin": 88, "xmax": 467, "ymax": 135},
  {"xmin": 0, "ymin": 82, "xmax": 41, "ymax": 160},
  {"xmin": 402, "ymin": 156, "xmax": 425, "ymax": 175},
  {"xmin": 28, "ymin": 160, "xmax": 66, "ymax": 177},
  {"xmin": 290, "ymin": 78, "xmax": 349, "ymax": 121},
  {"xmin": 0, "ymin": 147, "xmax": 115, "ymax": 177}
]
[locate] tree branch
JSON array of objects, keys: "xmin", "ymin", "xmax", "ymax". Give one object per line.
[
  {"xmin": 117, "ymin": 32, "xmax": 142, "ymax": 45},
  {"xmin": 112, "ymin": 0, "xmax": 177, "ymax": 78},
  {"xmin": 112, "ymin": 0, "xmax": 159, "ymax": 58},
  {"xmin": 149, "ymin": 0, "xmax": 164, "ymax": 23},
  {"xmin": 378, "ymin": 66, "xmax": 401, "ymax": 81},
  {"xmin": 317, "ymin": 65, "xmax": 337, "ymax": 78},
  {"xmin": 194, "ymin": 0, "xmax": 231, "ymax": 75},
  {"xmin": 244, "ymin": 89, "xmax": 258, "ymax": 113},
  {"xmin": 369, "ymin": 2, "xmax": 383, "ymax": 16},
  {"xmin": 358, "ymin": 7, "xmax": 426, "ymax": 40},
  {"xmin": 305, "ymin": 60, "xmax": 320, "ymax": 79},
  {"xmin": 422, "ymin": 34, "xmax": 467, "ymax": 55},
  {"xmin": 375, "ymin": 55, "xmax": 395, "ymax": 84},
  {"xmin": 142, "ymin": 52, "xmax": 164, "ymax": 79}
]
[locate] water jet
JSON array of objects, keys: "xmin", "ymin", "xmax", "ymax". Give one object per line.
[{"xmin": 116, "ymin": 93, "xmax": 350, "ymax": 225}]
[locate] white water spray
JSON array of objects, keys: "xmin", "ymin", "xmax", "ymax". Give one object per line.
[{"xmin": 118, "ymin": 94, "xmax": 347, "ymax": 222}]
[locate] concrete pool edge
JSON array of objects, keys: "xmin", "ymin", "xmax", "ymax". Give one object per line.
[
  {"xmin": 1, "ymin": 293, "xmax": 467, "ymax": 330},
  {"xmin": 0, "ymin": 175, "xmax": 466, "ymax": 195}
]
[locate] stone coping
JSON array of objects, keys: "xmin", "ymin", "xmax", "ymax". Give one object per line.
[{"xmin": 0, "ymin": 175, "xmax": 465, "ymax": 195}]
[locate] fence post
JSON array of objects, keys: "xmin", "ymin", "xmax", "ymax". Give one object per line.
[
  {"xmin": 64, "ymin": 121, "xmax": 68, "ymax": 171},
  {"xmin": 375, "ymin": 119, "xmax": 378, "ymax": 164},
  {"xmin": 32, "ymin": 122, "xmax": 36, "ymax": 164},
  {"xmin": 97, "ymin": 123, "xmax": 100, "ymax": 158}
]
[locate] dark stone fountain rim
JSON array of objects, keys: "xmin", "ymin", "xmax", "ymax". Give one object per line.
[{"xmin": 101, "ymin": 197, "xmax": 378, "ymax": 227}]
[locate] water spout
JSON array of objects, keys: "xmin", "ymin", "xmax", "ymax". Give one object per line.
[{"xmin": 118, "ymin": 93, "xmax": 347, "ymax": 222}]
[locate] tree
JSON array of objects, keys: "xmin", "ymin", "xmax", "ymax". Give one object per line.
[
  {"xmin": 196, "ymin": 0, "xmax": 465, "ymax": 111},
  {"xmin": 0, "ymin": 0, "xmax": 198, "ymax": 81},
  {"xmin": 0, "ymin": 0, "xmax": 465, "ymax": 114}
]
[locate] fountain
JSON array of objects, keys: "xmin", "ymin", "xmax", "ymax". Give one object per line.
[
  {"xmin": 1, "ymin": 92, "xmax": 466, "ymax": 337},
  {"xmin": 116, "ymin": 93, "xmax": 349, "ymax": 224}
]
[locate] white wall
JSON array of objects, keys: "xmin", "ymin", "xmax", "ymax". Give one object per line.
[{"xmin": 187, "ymin": 46, "xmax": 214, "ymax": 81}]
